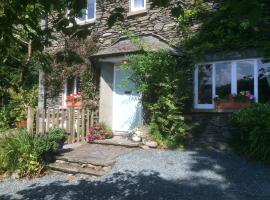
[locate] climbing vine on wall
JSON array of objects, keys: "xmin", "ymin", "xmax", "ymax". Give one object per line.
[
  {"xmin": 179, "ymin": 0, "xmax": 270, "ymax": 61},
  {"xmin": 45, "ymin": 35, "xmax": 100, "ymax": 109}
]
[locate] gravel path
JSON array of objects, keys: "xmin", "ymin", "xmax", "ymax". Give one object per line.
[{"xmin": 1, "ymin": 149, "xmax": 270, "ymax": 200}]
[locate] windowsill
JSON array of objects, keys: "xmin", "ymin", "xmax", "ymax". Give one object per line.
[
  {"xmin": 76, "ymin": 19, "xmax": 96, "ymax": 26},
  {"xmin": 191, "ymin": 109, "xmax": 235, "ymax": 113},
  {"xmin": 127, "ymin": 9, "xmax": 147, "ymax": 17}
]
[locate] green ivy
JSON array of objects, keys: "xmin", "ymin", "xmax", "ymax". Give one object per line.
[{"xmin": 123, "ymin": 50, "xmax": 192, "ymax": 148}]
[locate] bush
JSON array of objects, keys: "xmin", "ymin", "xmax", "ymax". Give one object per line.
[
  {"xmin": 0, "ymin": 128, "xmax": 68, "ymax": 178},
  {"xmin": 86, "ymin": 123, "xmax": 113, "ymax": 142},
  {"xmin": 231, "ymin": 103, "xmax": 270, "ymax": 162},
  {"xmin": 0, "ymin": 130, "xmax": 43, "ymax": 177},
  {"xmin": 124, "ymin": 50, "xmax": 191, "ymax": 148}
]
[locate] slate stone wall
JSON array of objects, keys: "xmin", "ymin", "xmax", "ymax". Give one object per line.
[{"xmin": 49, "ymin": 0, "xmax": 180, "ymax": 51}]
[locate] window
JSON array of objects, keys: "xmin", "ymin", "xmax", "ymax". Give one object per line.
[
  {"xmin": 237, "ymin": 61, "xmax": 254, "ymax": 95},
  {"xmin": 194, "ymin": 59, "xmax": 260, "ymax": 109},
  {"xmin": 215, "ymin": 62, "xmax": 231, "ymax": 99},
  {"xmin": 131, "ymin": 0, "xmax": 146, "ymax": 12},
  {"xmin": 198, "ymin": 64, "xmax": 213, "ymax": 104},
  {"xmin": 63, "ymin": 78, "xmax": 80, "ymax": 106},
  {"xmin": 258, "ymin": 60, "xmax": 270, "ymax": 103},
  {"xmin": 77, "ymin": 0, "xmax": 96, "ymax": 24}
]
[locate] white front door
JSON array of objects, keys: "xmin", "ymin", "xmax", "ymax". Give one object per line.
[{"xmin": 113, "ymin": 66, "xmax": 142, "ymax": 132}]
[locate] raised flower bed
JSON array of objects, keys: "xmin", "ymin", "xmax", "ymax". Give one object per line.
[{"xmin": 215, "ymin": 91, "xmax": 255, "ymax": 111}]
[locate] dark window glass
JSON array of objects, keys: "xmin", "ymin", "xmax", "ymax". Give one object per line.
[
  {"xmin": 259, "ymin": 60, "xmax": 270, "ymax": 103},
  {"xmin": 237, "ymin": 61, "xmax": 254, "ymax": 95},
  {"xmin": 198, "ymin": 64, "xmax": 212, "ymax": 104},
  {"xmin": 215, "ymin": 63, "xmax": 231, "ymax": 98},
  {"xmin": 67, "ymin": 78, "xmax": 74, "ymax": 96}
]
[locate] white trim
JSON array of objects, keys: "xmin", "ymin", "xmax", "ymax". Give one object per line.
[
  {"xmin": 194, "ymin": 64, "xmax": 215, "ymax": 109},
  {"xmin": 74, "ymin": 78, "xmax": 77, "ymax": 94},
  {"xmin": 76, "ymin": 0, "xmax": 96, "ymax": 25},
  {"xmin": 212, "ymin": 63, "xmax": 216, "ymax": 104},
  {"xmin": 254, "ymin": 59, "xmax": 259, "ymax": 103},
  {"xmin": 112, "ymin": 66, "xmax": 117, "ymax": 131},
  {"xmin": 63, "ymin": 80, "xmax": 68, "ymax": 107},
  {"xmin": 130, "ymin": 0, "xmax": 146, "ymax": 12},
  {"xmin": 231, "ymin": 61, "xmax": 237, "ymax": 94}
]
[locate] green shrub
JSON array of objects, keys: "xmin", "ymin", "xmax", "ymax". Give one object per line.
[
  {"xmin": 0, "ymin": 128, "xmax": 67, "ymax": 177},
  {"xmin": 231, "ymin": 103, "xmax": 270, "ymax": 162},
  {"xmin": 0, "ymin": 129, "xmax": 43, "ymax": 177},
  {"xmin": 124, "ymin": 50, "xmax": 192, "ymax": 148}
]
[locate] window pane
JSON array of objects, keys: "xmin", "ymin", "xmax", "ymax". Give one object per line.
[
  {"xmin": 258, "ymin": 60, "xmax": 270, "ymax": 103},
  {"xmin": 237, "ymin": 61, "xmax": 254, "ymax": 95},
  {"xmin": 198, "ymin": 64, "xmax": 212, "ymax": 104},
  {"xmin": 215, "ymin": 63, "xmax": 231, "ymax": 99},
  {"xmin": 134, "ymin": 0, "xmax": 144, "ymax": 9},
  {"xmin": 79, "ymin": 9, "xmax": 86, "ymax": 21},
  {"xmin": 87, "ymin": 0, "xmax": 95, "ymax": 19},
  {"xmin": 67, "ymin": 78, "xmax": 74, "ymax": 95}
]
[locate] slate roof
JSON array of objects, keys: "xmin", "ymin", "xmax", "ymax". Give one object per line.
[{"xmin": 92, "ymin": 34, "xmax": 180, "ymax": 57}]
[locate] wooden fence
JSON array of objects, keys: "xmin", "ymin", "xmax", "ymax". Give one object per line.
[{"xmin": 27, "ymin": 107, "xmax": 99, "ymax": 144}]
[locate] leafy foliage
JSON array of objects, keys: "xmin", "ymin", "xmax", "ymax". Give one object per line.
[
  {"xmin": 86, "ymin": 123, "xmax": 113, "ymax": 142},
  {"xmin": 179, "ymin": 0, "xmax": 270, "ymax": 60},
  {"xmin": 0, "ymin": 128, "xmax": 67, "ymax": 177},
  {"xmin": 231, "ymin": 103, "xmax": 270, "ymax": 163},
  {"xmin": 123, "ymin": 51, "xmax": 192, "ymax": 148}
]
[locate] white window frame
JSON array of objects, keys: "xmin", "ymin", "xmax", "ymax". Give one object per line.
[
  {"xmin": 63, "ymin": 78, "xmax": 78, "ymax": 107},
  {"xmin": 76, "ymin": 0, "xmax": 96, "ymax": 25},
  {"xmin": 194, "ymin": 58, "xmax": 260, "ymax": 110},
  {"xmin": 130, "ymin": 0, "xmax": 146, "ymax": 12}
]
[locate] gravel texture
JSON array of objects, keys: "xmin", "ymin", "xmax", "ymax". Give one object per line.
[{"xmin": 1, "ymin": 149, "xmax": 270, "ymax": 200}]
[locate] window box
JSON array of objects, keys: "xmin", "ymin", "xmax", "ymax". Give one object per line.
[
  {"xmin": 66, "ymin": 93, "xmax": 82, "ymax": 108},
  {"xmin": 215, "ymin": 101, "xmax": 251, "ymax": 111}
]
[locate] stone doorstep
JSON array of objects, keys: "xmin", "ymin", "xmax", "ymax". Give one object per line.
[
  {"xmin": 92, "ymin": 139, "xmax": 141, "ymax": 148},
  {"xmin": 48, "ymin": 162, "xmax": 107, "ymax": 177},
  {"xmin": 56, "ymin": 156, "xmax": 116, "ymax": 167}
]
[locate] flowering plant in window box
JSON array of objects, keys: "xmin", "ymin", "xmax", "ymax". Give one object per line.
[
  {"xmin": 86, "ymin": 123, "xmax": 113, "ymax": 142},
  {"xmin": 66, "ymin": 93, "xmax": 82, "ymax": 107},
  {"xmin": 214, "ymin": 91, "xmax": 255, "ymax": 110}
]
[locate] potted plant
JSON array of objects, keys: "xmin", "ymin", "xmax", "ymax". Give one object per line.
[
  {"xmin": 86, "ymin": 123, "xmax": 113, "ymax": 142},
  {"xmin": 214, "ymin": 91, "xmax": 255, "ymax": 111},
  {"xmin": 66, "ymin": 93, "xmax": 82, "ymax": 107}
]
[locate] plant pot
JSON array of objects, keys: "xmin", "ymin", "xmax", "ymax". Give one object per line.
[
  {"xmin": 216, "ymin": 101, "xmax": 251, "ymax": 111},
  {"xmin": 66, "ymin": 101, "xmax": 82, "ymax": 107},
  {"xmin": 55, "ymin": 140, "xmax": 65, "ymax": 154}
]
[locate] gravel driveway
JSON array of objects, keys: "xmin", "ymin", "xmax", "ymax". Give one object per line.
[{"xmin": 1, "ymin": 149, "xmax": 270, "ymax": 200}]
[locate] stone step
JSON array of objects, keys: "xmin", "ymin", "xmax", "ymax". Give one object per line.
[
  {"xmin": 92, "ymin": 137, "xmax": 141, "ymax": 148},
  {"xmin": 48, "ymin": 161, "xmax": 110, "ymax": 176},
  {"xmin": 56, "ymin": 156, "xmax": 116, "ymax": 167}
]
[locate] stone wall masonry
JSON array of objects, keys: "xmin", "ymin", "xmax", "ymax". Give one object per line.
[{"xmin": 48, "ymin": 0, "xmax": 180, "ymax": 52}]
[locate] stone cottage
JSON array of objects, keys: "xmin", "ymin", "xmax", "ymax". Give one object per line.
[{"xmin": 38, "ymin": 0, "xmax": 270, "ymax": 134}]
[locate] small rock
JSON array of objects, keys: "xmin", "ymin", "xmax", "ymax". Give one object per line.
[
  {"xmin": 87, "ymin": 164, "xmax": 95, "ymax": 168},
  {"xmin": 65, "ymin": 174, "xmax": 75, "ymax": 182},
  {"xmin": 131, "ymin": 135, "xmax": 142, "ymax": 142},
  {"xmin": 56, "ymin": 160, "xmax": 66, "ymax": 164},
  {"xmin": 141, "ymin": 145, "xmax": 150, "ymax": 150},
  {"xmin": 94, "ymin": 166, "xmax": 102, "ymax": 171},
  {"xmin": 144, "ymin": 141, "xmax": 158, "ymax": 148},
  {"xmin": 81, "ymin": 164, "xmax": 87, "ymax": 168},
  {"xmin": 11, "ymin": 172, "xmax": 20, "ymax": 179},
  {"xmin": 103, "ymin": 166, "xmax": 112, "ymax": 172}
]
